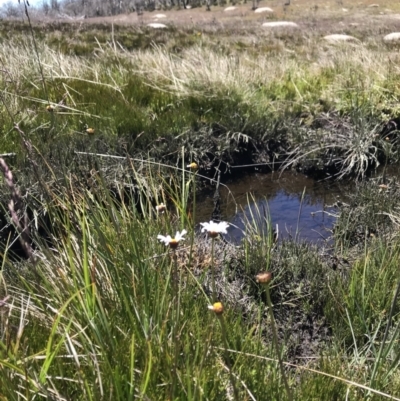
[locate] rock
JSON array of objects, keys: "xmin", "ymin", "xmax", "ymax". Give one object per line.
[
  {"xmin": 368, "ymin": 4, "xmax": 379, "ymax": 7},
  {"xmin": 224, "ymin": 6, "xmax": 237, "ymax": 11},
  {"xmin": 323, "ymin": 34, "xmax": 359, "ymax": 43},
  {"xmin": 262, "ymin": 21, "xmax": 299, "ymax": 28},
  {"xmin": 384, "ymin": 14, "xmax": 400, "ymax": 19},
  {"xmin": 147, "ymin": 23, "xmax": 167, "ymax": 28},
  {"xmin": 254, "ymin": 7, "xmax": 273, "ymax": 13},
  {"xmin": 383, "ymin": 32, "xmax": 400, "ymax": 43},
  {"xmin": 153, "ymin": 13, "xmax": 167, "ymax": 18},
  {"xmin": 342, "ymin": 8, "xmax": 348, "ymax": 12}
]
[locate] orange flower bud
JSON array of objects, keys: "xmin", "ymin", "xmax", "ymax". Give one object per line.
[
  {"xmin": 187, "ymin": 162, "xmax": 198, "ymax": 170},
  {"xmin": 256, "ymin": 272, "xmax": 272, "ymax": 285}
]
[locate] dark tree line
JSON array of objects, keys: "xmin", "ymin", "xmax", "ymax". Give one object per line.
[{"xmin": 59, "ymin": 0, "xmax": 236, "ymax": 16}]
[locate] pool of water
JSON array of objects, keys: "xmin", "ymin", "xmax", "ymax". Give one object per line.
[{"xmin": 196, "ymin": 171, "xmax": 350, "ymax": 243}]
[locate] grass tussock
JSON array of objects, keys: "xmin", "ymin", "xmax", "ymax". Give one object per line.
[{"xmin": 2, "ymin": 171, "xmax": 400, "ymax": 400}]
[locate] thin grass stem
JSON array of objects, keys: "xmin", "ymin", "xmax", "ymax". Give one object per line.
[
  {"xmin": 265, "ymin": 285, "xmax": 293, "ymax": 401},
  {"xmin": 217, "ymin": 313, "xmax": 240, "ymax": 401}
]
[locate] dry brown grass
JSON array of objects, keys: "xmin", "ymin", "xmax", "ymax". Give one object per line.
[{"xmin": 80, "ymin": 0, "xmax": 400, "ymax": 35}]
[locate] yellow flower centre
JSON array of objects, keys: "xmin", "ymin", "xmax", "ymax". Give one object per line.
[{"xmin": 212, "ymin": 302, "xmax": 224, "ymax": 315}]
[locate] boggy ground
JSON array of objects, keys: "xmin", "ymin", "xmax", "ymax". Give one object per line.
[{"xmin": 2, "ymin": 2, "xmax": 400, "ymax": 399}]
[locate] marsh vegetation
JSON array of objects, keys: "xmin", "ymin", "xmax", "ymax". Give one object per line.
[{"xmin": 2, "ymin": 0, "xmax": 400, "ymax": 399}]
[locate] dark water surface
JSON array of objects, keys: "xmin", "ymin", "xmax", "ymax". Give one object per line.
[{"xmin": 196, "ymin": 171, "xmax": 350, "ymax": 243}]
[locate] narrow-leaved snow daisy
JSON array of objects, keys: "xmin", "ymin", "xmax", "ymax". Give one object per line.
[
  {"xmin": 200, "ymin": 220, "xmax": 229, "ymax": 238},
  {"xmin": 157, "ymin": 229, "xmax": 187, "ymax": 249}
]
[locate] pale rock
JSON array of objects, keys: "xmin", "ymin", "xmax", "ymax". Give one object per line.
[
  {"xmin": 254, "ymin": 7, "xmax": 273, "ymax": 13},
  {"xmin": 147, "ymin": 23, "xmax": 167, "ymax": 28},
  {"xmin": 323, "ymin": 34, "xmax": 359, "ymax": 43},
  {"xmin": 385, "ymin": 14, "xmax": 400, "ymax": 19},
  {"xmin": 262, "ymin": 21, "xmax": 299, "ymax": 28},
  {"xmin": 224, "ymin": 6, "xmax": 237, "ymax": 11},
  {"xmin": 383, "ymin": 32, "xmax": 400, "ymax": 43}
]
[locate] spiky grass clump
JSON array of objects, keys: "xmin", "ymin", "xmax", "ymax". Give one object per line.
[
  {"xmin": 1, "ymin": 173, "xmax": 400, "ymax": 399},
  {"xmin": 333, "ymin": 178, "xmax": 400, "ymax": 249},
  {"xmin": 0, "ymin": 175, "xmax": 284, "ymax": 400}
]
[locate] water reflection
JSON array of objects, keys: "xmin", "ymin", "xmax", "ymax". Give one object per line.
[{"xmin": 197, "ymin": 171, "xmax": 349, "ymax": 243}]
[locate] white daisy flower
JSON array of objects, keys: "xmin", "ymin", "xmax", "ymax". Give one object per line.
[
  {"xmin": 157, "ymin": 229, "xmax": 187, "ymax": 249},
  {"xmin": 200, "ymin": 221, "xmax": 229, "ymax": 238}
]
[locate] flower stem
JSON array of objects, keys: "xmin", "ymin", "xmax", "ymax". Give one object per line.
[
  {"xmin": 188, "ymin": 172, "xmax": 196, "ymax": 272},
  {"xmin": 265, "ymin": 285, "xmax": 293, "ymax": 401},
  {"xmin": 211, "ymin": 237, "xmax": 217, "ymax": 302},
  {"xmin": 192, "ymin": 171, "xmax": 197, "ymax": 229},
  {"xmin": 171, "ymin": 250, "xmax": 179, "ymax": 399},
  {"xmin": 217, "ymin": 314, "xmax": 240, "ymax": 401}
]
